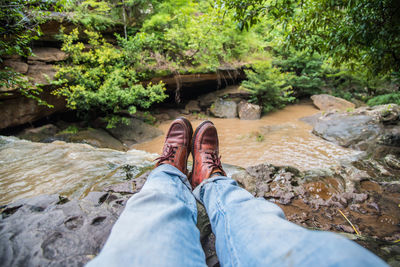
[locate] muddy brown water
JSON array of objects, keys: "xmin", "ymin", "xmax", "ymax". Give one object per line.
[{"xmin": 133, "ymin": 103, "xmax": 361, "ymax": 170}]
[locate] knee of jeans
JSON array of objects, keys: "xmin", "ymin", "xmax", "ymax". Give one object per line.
[{"xmin": 254, "ymin": 198, "xmax": 286, "ymax": 219}]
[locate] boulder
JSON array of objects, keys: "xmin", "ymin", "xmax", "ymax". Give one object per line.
[
  {"xmin": 17, "ymin": 124, "xmax": 60, "ymax": 142},
  {"xmin": 105, "ymin": 118, "xmax": 163, "ymax": 147},
  {"xmin": 3, "ymin": 60, "xmax": 29, "ymax": 74},
  {"xmin": 312, "ymin": 104, "xmax": 400, "ymax": 158},
  {"xmin": 28, "ymin": 48, "xmax": 68, "ymax": 62},
  {"xmin": 184, "ymin": 100, "xmax": 201, "ymax": 113},
  {"xmin": 57, "ymin": 128, "xmax": 127, "ymax": 151},
  {"xmin": 312, "ymin": 114, "xmax": 382, "ymax": 148},
  {"xmin": 238, "ymin": 101, "xmax": 261, "ymax": 120},
  {"xmin": 210, "ymin": 98, "xmax": 237, "ymax": 118},
  {"xmin": 311, "ymin": 94, "xmax": 355, "ymax": 111}
]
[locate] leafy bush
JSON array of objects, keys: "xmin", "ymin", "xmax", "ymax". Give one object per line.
[
  {"xmin": 273, "ymin": 50, "xmax": 325, "ymax": 97},
  {"xmin": 53, "ymin": 28, "xmax": 167, "ymax": 128},
  {"xmin": 242, "ymin": 61, "xmax": 295, "ymax": 113},
  {"xmin": 367, "ymin": 93, "xmax": 400, "ymax": 106},
  {"xmin": 115, "ymin": 0, "xmax": 269, "ymax": 76}
]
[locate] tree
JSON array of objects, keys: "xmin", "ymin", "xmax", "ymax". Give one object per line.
[{"xmin": 220, "ymin": 0, "xmax": 400, "ymax": 77}]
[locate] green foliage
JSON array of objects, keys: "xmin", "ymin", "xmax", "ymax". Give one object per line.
[
  {"xmin": 222, "ymin": 0, "xmax": 400, "ymax": 78},
  {"xmin": 273, "ymin": 50, "xmax": 325, "ymax": 96},
  {"xmin": 59, "ymin": 125, "xmax": 79, "ymax": 134},
  {"xmin": 70, "ymin": 0, "xmax": 116, "ymax": 31},
  {"xmin": 367, "ymin": 93, "xmax": 400, "ymax": 106},
  {"xmin": 53, "ymin": 28, "xmax": 167, "ymax": 127},
  {"xmin": 115, "ymin": 0, "xmax": 269, "ymax": 76},
  {"xmin": 0, "ymin": 0, "xmax": 65, "ymax": 105},
  {"xmin": 242, "ymin": 61, "xmax": 295, "ymax": 113}
]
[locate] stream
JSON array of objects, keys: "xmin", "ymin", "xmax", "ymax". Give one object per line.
[
  {"xmin": 133, "ymin": 103, "xmax": 361, "ymax": 170},
  {"xmin": 0, "ymin": 102, "xmax": 361, "ymax": 205}
]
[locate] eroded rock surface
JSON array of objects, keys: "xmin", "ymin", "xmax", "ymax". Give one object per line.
[{"xmin": 232, "ymin": 161, "xmax": 400, "ymax": 265}]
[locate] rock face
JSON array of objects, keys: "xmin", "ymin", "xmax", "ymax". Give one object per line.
[
  {"xmin": 311, "ymin": 94, "xmax": 356, "ymax": 111},
  {"xmin": 311, "ymin": 104, "xmax": 400, "ymax": 157},
  {"xmin": 26, "ymin": 62, "xmax": 57, "ymax": 85},
  {"xmin": 148, "ymin": 69, "xmax": 246, "ymax": 99},
  {"xmin": 210, "ymin": 98, "xmax": 237, "ymax": 118},
  {"xmin": 0, "ymin": 193, "xmax": 130, "ymax": 266},
  {"xmin": 3, "ymin": 59, "xmax": 29, "ymax": 74},
  {"xmin": 28, "ymin": 48, "xmax": 68, "ymax": 63},
  {"xmin": 197, "ymin": 85, "xmax": 251, "ymax": 109},
  {"xmin": 238, "ymin": 101, "xmax": 261, "ymax": 120},
  {"xmin": 0, "ymin": 90, "xmax": 67, "ymax": 129},
  {"xmin": 0, "ymin": 47, "xmax": 68, "ymax": 129}
]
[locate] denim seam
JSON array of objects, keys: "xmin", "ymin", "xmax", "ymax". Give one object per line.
[{"xmin": 215, "ymin": 183, "xmax": 240, "ymax": 267}]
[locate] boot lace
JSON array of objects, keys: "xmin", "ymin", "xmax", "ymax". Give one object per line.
[
  {"xmin": 204, "ymin": 151, "xmax": 223, "ymax": 170},
  {"xmin": 155, "ymin": 144, "xmax": 177, "ymax": 164}
]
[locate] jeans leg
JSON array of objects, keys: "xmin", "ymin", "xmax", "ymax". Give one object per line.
[
  {"xmin": 87, "ymin": 164, "xmax": 207, "ymax": 267},
  {"xmin": 193, "ymin": 176, "xmax": 387, "ymax": 267}
]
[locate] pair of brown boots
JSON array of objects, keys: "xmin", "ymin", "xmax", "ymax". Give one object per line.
[{"xmin": 155, "ymin": 117, "xmax": 226, "ymax": 188}]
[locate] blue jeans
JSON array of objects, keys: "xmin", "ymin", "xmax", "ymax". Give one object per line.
[{"xmin": 87, "ymin": 164, "xmax": 387, "ymax": 267}]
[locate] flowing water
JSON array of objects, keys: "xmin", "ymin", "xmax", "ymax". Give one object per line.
[
  {"xmin": 0, "ymin": 137, "xmax": 156, "ymax": 205},
  {"xmin": 0, "ymin": 103, "xmax": 361, "ymax": 205},
  {"xmin": 133, "ymin": 103, "xmax": 361, "ymax": 170}
]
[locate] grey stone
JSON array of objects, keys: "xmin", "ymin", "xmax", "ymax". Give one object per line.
[
  {"xmin": 105, "ymin": 118, "xmax": 163, "ymax": 147},
  {"xmin": 311, "ymin": 94, "xmax": 355, "ymax": 111},
  {"xmin": 312, "ymin": 114, "xmax": 382, "ymax": 148},
  {"xmin": 210, "ymin": 98, "xmax": 237, "ymax": 118},
  {"xmin": 238, "ymin": 101, "xmax": 261, "ymax": 120},
  {"xmin": 58, "ymin": 128, "xmax": 127, "ymax": 151},
  {"xmin": 185, "ymin": 100, "xmax": 201, "ymax": 113},
  {"xmin": 17, "ymin": 124, "xmax": 60, "ymax": 143},
  {"xmin": 0, "ymin": 193, "xmax": 128, "ymax": 266}
]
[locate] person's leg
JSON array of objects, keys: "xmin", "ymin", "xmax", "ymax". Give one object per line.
[
  {"xmin": 190, "ymin": 120, "xmax": 386, "ymax": 267},
  {"xmin": 193, "ymin": 176, "xmax": 387, "ymax": 267},
  {"xmin": 87, "ymin": 164, "xmax": 206, "ymax": 267},
  {"xmin": 88, "ymin": 118, "xmax": 206, "ymax": 267}
]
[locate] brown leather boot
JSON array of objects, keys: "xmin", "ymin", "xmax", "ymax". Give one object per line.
[
  {"xmin": 155, "ymin": 117, "xmax": 193, "ymax": 175},
  {"xmin": 191, "ymin": 121, "xmax": 226, "ymax": 188}
]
